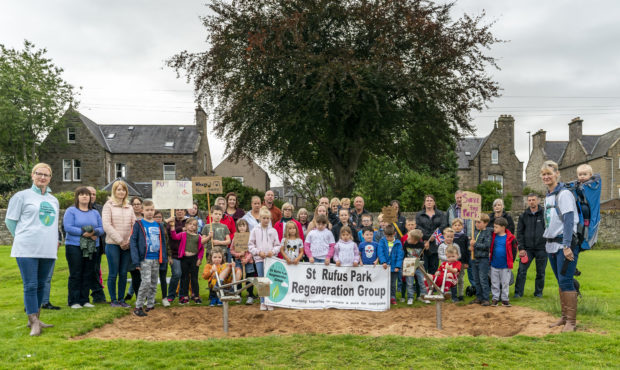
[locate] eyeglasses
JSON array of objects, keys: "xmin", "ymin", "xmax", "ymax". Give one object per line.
[
  {"xmin": 132, "ymin": 203, "xmax": 142, "ymax": 206},
  {"xmin": 34, "ymin": 172, "xmax": 51, "ymax": 178},
  {"xmin": 283, "ymin": 208, "xmax": 293, "ymax": 211}
]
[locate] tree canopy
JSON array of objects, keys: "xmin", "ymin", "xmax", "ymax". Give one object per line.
[{"xmin": 169, "ymin": 0, "xmax": 500, "ymax": 195}]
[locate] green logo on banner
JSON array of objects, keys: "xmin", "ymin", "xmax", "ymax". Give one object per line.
[
  {"xmin": 39, "ymin": 201, "xmax": 56, "ymax": 226},
  {"xmin": 266, "ymin": 261, "xmax": 289, "ymax": 302}
]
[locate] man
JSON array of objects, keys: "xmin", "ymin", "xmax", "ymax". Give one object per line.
[
  {"xmin": 350, "ymin": 196, "xmax": 369, "ymax": 233},
  {"xmin": 263, "ymin": 189, "xmax": 281, "ymax": 225},
  {"xmin": 318, "ymin": 197, "xmax": 329, "ymax": 209},
  {"xmin": 515, "ymin": 193, "xmax": 547, "ymax": 298},
  {"xmin": 87, "ymin": 186, "xmax": 107, "ymax": 303}
]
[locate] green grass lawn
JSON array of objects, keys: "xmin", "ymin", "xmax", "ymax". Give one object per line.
[{"xmin": 1, "ymin": 246, "xmax": 618, "ymax": 368}]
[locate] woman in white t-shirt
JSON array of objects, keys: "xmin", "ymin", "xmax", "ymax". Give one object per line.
[
  {"xmin": 5, "ymin": 163, "xmax": 59, "ymax": 336},
  {"xmin": 541, "ymin": 160, "xmax": 579, "ymax": 332}
]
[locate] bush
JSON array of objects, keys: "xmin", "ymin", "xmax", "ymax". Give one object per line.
[
  {"xmin": 54, "ymin": 190, "xmax": 110, "ymax": 209},
  {"xmin": 193, "ymin": 177, "xmax": 264, "ymax": 211}
]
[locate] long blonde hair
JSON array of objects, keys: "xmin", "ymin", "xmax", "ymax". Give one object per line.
[
  {"xmin": 110, "ymin": 180, "xmax": 129, "ymax": 206},
  {"xmin": 281, "ymin": 220, "xmax": 299, "ymax": 247}
]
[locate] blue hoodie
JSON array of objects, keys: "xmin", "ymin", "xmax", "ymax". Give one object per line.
[{"xmin": 377, "ymin": 237, "xmax": 404, "ymax": 272}]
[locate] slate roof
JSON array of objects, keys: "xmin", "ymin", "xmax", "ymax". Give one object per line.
[
  {"xmin": 581, "ymin": 135, "xmax": 600, "ymax": 154},
  {"xmin": 456, "ymin": 137, "xmax": 487, "ymax": 169},
  {"xmin": 588, "ymin": 128, "xmax": 620, "ymax": 159},
  {"xmin": 544, "ymin": 141, "xmax": 568, "ymax": 163},
  {"xmin": 101, "ymin": 177, "xmax": 145, "ymax": 197}
]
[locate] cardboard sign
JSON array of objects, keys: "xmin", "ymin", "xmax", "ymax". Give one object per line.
[
  {"xmin": 233, "ymin": 232, "xmax": 250, "ymax": 254},
  {"xmin": 402, "ymin": 257, "xmax": 419, "ymax": 277},
  {"xmin": 152, "ymin": 180, "xmax": 193, "ymax": 210},
  {"xmin": 192, "ymin": 176, "xmax": 223, "ymax": 194},
  {"xmin": 381, "ymin": 206, "xmax": 398, "ymax": 224},
  {"xmin": 461, "ymin": 191, "xmax": 482, "ymax": 220}
]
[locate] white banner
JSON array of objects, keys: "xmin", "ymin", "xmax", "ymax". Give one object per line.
[
  {"xmin": 264, "ymin": 258, "xmax": 390, "ymax": 312},
  {"xmin": 152, "ymin": 180, "xmax": 193, "ymax": 209}
]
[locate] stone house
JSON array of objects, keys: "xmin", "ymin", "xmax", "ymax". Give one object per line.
[
  {"xmin": 39, "ymin": 106, "xmax": 214, "ymax": 193},
  {"xmin": 456, "ymin": 115, "xmax": 524, "ymax": 209},
  {"xmin": 526, "ymin": 117, "xmax": 620, "ymax": 201},
  {"xmin": 213, "ymin": 154, "xmax": 271, "ymax": 192}
]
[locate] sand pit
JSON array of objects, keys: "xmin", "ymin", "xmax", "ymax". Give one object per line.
[{"xmin": 77, "ymin": 304, "xmax": 565, "ymax": 340}]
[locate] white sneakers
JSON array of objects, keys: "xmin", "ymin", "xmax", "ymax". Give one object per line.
[
  {"xmin": 83, "ymin": 303, "xmax": 95, "ymax": 308},
  {"xmin": 407, "ymin": 298, "xmax": 413, "ymax": 305},
  {"xmin": 267, "ymin": 305, "xmax": 274, "ymax": 311},
  {"xmin": 260, "ymin": 303, "xmax": 267, "ymax": 311},
  {"xmin": 417, "ymin": 297, "xmax": 431, "ymax": 304},
  {"xmin": 246, "ymin": 297, "xmax": 254, "ymax": 305},
  {"xmin": 162, "ymin": 298, "xmax": 170, "ymax": 307},
  {"xmin": 70, "ymin": 304, "xmax": 82, "ymax": 309}
]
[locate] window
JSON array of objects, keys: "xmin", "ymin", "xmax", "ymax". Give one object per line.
[
  {"xmin": 63, "ymin": 160, "xmax": 72, "ymax": 181},
  {"xmin": 164, "ymin": 141, "xmax": 174, "ymax": 148},
  {"xmin": 67, "ymin": 128, "xmax": 76, "ymax": 143},
  {"xmin": 72, "ymin": 160, "xmax": 81, "ymax": 181},
  {"xmin": 491, "ymin": 149, "xmax": 499, "ymax": 164},
  {"xmin": 232, "ymin": 176, "xmax": 244, "ymax": 185},
  {"xmin": 63, "ymin": 159, "xmax": 81, "ymax": 181},
  {"xmin": 106, "ymin": 133, "xmax": 116, "ymax": 139},
  {"xmin": 115, "ymin": 163, "xmax": 126, "ymax": 178},
  {"xmin": 163, "ymin": 163, "xmax": 176, "ymax": 180},
  {"xmin": 488, "ymin": 174, "xmax": 503, "ymax": 193}
]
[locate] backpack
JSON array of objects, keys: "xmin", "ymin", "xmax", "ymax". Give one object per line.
[{"xmin": 553, "ymin": 174, "xmax": 601, "ymax": 251}]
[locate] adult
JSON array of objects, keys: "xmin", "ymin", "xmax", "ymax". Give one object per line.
[
  {"xmin": 102, "ymin": 180, "xmax": 136, "ymax": 307},
  {"xmin": 63, "ymin": 187, "xmax": 103, "ymax": 309},
  {"xmin": 126, "ymin": 196, "xmax": 144, "ymax": 301},
  {"xmin": 415, "ymin": 194, "xmax": 447, "ymax": 274},
  {"xmin": 242, "ymin": 196, "xmax": 264, "ymax": 232},
  {"xmin": 515, "ymin": 193, "xmax": 547, "ymax": 298},
  {"xmin": 263, "ymin": 190, "xmax": 281, "ymax": 224},
  {"xmin": 306, "ymin": 204, "xmax": 333, "ymax": 233},
  {"xmin": 351, "ymin": 196, "xmax": 370, "ymax": 233},
  {"xmin": 131, "ymin": 196, "xmax": 143, "ymax": 220},
  {"xmin": 389, "ymin": 200, "xmax": 407, "ymax": 238},
  {"xmin": 165, "ymin": 208, "xmax": 187, "ymax": 303},
  {"xmin": 274, "ymin": 202, "xmax": 305, "ymax": 242},
  {"xmin": 447, "ymin": 190, "xmax": 476, "ymax": 292},
  {"xmin": 87, "ymin": 186, "xmax": 107, "ymax": 303},
  {"xmin": 297, "ymin": 208, "xmax": 310, "ymax": 235},
  {"xmin": 225, "ymin": 192, "xmax": 246, "ymax": 222},
  {"xmin": 6, "ymin": 163, "xmax": 59, "ymax": 336},
  {"xmin": 318, "ymin": 197, "xmax": 330, "ymax": 209},
  {"xmin": 541, "ymin": 160, "xmax": 580, "ymax": 332},
  {"xmin": 488, "ymin": 199, "xmax": 515, "ymax": 234},
  {"xmin": 327, "ymin": 197, "xmax": 340, "ymax": 225}
]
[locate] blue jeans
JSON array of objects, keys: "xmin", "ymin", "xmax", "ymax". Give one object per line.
[
  {"xmin": 16, "ymin": 257, "xmax": 56, "ymax": 315},
  {"xmin": 390, "ymin": 271, "xmax": 399, "ymax": 299},
  {"xmin": 471, "ymin": 259, "xmax": 490, "ymax": 302},
  {"xmin": 105, "ymin": 244, "xmax": 131, "ymax": 302},
  {"xmin": 42, "ymin": 260, "xmax": 56, "ymax": 305},
  {"xmin": 467, "ymin": 264, "xmax": 477, "ymax": 291},
  {"xmin": 166, "ymin": 258, "xmax": 182, "ymax": 300},
  {"xmin": 406, "ymin": 269, "xmax": 428, "ymax": 298},
  {"xmin": 256, "ymin": 261, "xmax": 265, "ymax": 303},
  {"xmin": 549, "ymin": 248, "xmax": 580, "ymax": 291}
]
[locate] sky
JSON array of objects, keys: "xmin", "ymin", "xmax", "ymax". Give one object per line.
[{"xmin": 1, "ymin": 0, "xmax": 619, "ymax": 185}]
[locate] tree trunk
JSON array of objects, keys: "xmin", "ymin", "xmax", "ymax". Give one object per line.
[{"xmin": 329, "ymin": 144, "xmax": 364, "ymax": 197}]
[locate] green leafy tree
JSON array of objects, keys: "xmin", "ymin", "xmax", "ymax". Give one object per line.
[
  {"xmin": 474, "ymin": 180, "xmax": 515, "ymax": 212},
  {"xmin": 193, "ymin": 177, "xmax": 264, "ymax": 211},
  {"xmin": 168, "ymin": 0, "xmax": 500, "ymax": 196}
]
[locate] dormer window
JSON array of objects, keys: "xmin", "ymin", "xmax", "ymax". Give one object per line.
[
  {"xmin": 465, "ymin": 151, "xmax": 471, "ymax": 156},
  {"xmin": 128, "ymin": 126, "xmax": 134, "ymax": 131},
  {"xmin": 491, "ymin": 149, "xmax": 499, "ymax": 164},
  {"xmin": 165, "ymin": 141, "xmax": 174, "ymax": 148},
  {"xmin": 67, "ymin": 128, "xmax": 76, "ymax": 143},
  {"xmin": 107, "ymin": 133, "xmax": 116, "ymax": 139}
]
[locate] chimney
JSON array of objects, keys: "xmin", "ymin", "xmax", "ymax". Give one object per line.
[
  {"xmin": 532, "ymin": 129, "xmax": 546, "ymax": 150},
  {"xmin": 195, "ymin": 105, "xmax": 207, "ymax": 137},
  {"xmin": 497, "ymin": 114, "xmax": 515, "ymax": 148},
  {"xmin": 568, "ymin": 117, "xmax": 583, "ymax": 142}
]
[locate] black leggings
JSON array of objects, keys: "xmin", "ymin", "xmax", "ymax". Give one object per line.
[
  {"xmin": 180, "ymin": 255, "xmax": 199, "ymax": 298},
  {"xmin": 130, "ymin": 268, "xmax": 141, "ymax": 298},
  {"xmin": 159, "ymin": 264, "xmax": 168, "ymax": 299}
]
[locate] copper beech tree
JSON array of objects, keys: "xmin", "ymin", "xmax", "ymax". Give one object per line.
[{"xmin": 169, "ymin": 0, "xmax": 501, "ymax": 196}]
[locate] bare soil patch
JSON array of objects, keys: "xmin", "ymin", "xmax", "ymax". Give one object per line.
[{"xmin": 76, "ymin": 303, "xmax": 565, "ymax": 341}]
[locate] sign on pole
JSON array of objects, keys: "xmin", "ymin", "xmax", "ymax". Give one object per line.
[
  {"xmin": 152, "ymin": 180, "xmax": 193, "ymax": 210},
  {"xmin": 381, "ymin": 206, "xmax": 398, "ymax": 224},
  {"xmin": 461, "ymin": 191, "xmax": 482, "ymax": 220},
  {"xmin": 233, "ymin": 232, "xmax": 250, "ymax": 254},
  {"xmin": 192, "ymin": 176, "xmax": 223, "ymax": 194}
]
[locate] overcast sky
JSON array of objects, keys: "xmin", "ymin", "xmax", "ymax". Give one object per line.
[{"xmin": 1, "ymin": 1, "xmax": 619, "ymax": 185}]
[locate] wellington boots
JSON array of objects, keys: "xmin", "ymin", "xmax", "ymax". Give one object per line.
[
  {"xmin": 29, "ymin": 311, "xmax": 54, "ymax": 328},
  {"xmin": 549, "ymin": 290, "xmax": 567, "ymax": 328},
  {"xmin": 562, "ymin": 291, "xmax": 578, "ymax": 332},
  {"xmin": 28, "ymin": 314, "xmax": 41, "ymax": 336}
]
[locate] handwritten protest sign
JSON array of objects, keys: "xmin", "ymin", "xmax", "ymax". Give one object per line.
[
  {"xmin": 152, "ymin": 180, "xmax": 193, "ymax": 210},
  {"xmin": 461, "ymin": 191, "xmax": 482, "ymax": 220},
  {"xmin": 402, "ymin": 257, "xmax": 419, "ymax": 277},
  {"xmin": 192, "ymin": 176, "xmax": 223, "ymax": 194},
  {"xmin": 381, "ymin": 206, "xmax": 398, "ymax": 224},
  {"xmin": 233, "ymin": 232, "xmax": 250, "ymax": 254}
]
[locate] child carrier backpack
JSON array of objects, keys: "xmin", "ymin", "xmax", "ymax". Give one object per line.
[{"xmin": 553, "ymin": 174, "xmax": 601, "ymax": 251}]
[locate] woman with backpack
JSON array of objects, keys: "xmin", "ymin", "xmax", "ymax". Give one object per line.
[{"xmin": 541, "ymin": 160, "xmax": 579, "ymax": 332}]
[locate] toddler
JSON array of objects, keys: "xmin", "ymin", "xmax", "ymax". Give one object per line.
[
  {"xmin": 334, "ymin": 226, "xmax": 360, "ymax": 267},
  {"xmin": 248, "ymin": 207, "xmax": 281, "ymax": 311},
  {"xmin": 427, "ymin": 245, "xmax": 461, "ymax": 292},
  {"xmin": 576, "ymin": 163, "xmax": 594, "ymax": 225},
  {"xmin": 281, "ymin": 220, "xmax": 304, "ymax": 264},
  {"xmin": 304, "ymin": 214, "xmax": 336, "ymax": 265},
  {"xmin": 202, "ymin": 248, "xmax": 231, "ymax": 306},
  {"xmin": 169, "ymin": 217, "xmax": 205, "ymax": 305},
  {"xmin": 402, "ymin": 229, "xmax": 430, "ymax": 304},
  {"xmin": 438, "ymin": 227, "xmax": 460, "ymax": 263}
]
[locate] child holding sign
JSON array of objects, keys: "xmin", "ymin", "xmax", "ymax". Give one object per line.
[
  {"xmin": 202, "ymin": 206, "xmax": 231, "ymax": 260},
  {"xmin": 249, "ymin": 207, "xmax": 281, "ymax": 311},
  {"xmin": 304, "ymin": 214, "xmax": 336, "ymax": 265},
  {"xmin": 280, "ymin": 221, "xmax": 304, "ymax": 265},
  {"xmin": 169, "ymin": 217, "xmax": 205, "ymax": 305},
  {"xmin": 230, "ymin": 219, "xmax": 258, "ymax": 304},
  {"xmin": 333, "ymin": 226, "xmax": 360, "ymax": 267}
]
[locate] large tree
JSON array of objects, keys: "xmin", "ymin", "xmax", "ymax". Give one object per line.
[{"xmin": 169, "ymin": 0, "xmax": 500, "ymax": 196}]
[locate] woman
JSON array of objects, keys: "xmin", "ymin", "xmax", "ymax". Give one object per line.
[
  {"xmin": 297, "ymin": 208, "xmax": 310, "ymax": 235},
  {"xmin": 131, "ymin": 196, "xmax": 143, "ymax": 220},
  {"xmin": 102, "ymin": 180, "xmax": 136, "ymax": 307},
  {"xmin": 415, "ymin": 194, "xmax": 447, "ymax": 275},
  {"xmin": 6, "ymin": 163, "xmax": 59, "ymax": 336},
  {"xmin": 488, "ymin": 198, "xmax": 515, "ymax": 234},
  {"xmin": 187, "ymin": 201, "xmax": 205, "ymax": 233},
  {"xmin": 328, "ymin": 198, "xmax": 340, "ymax": 225},
  {"xmin": 274, "ymin": 202, "xmax": 305, "ymax": 241},
  {"xmin": 390, "ymin": 200, "xmax": 407, "ymax": 238},
  {"xmin": 225, "ymin": 192, "xmax": 245, "ymax": 222},
  {"xmin": 63, "ymin": 187, "xmax": 103, "ymax": 309},
  {"xmin": 241, "ymin": 196, "xmax": 264, "ymax": 232},
  {"xmin": 541, "ymin": 160, "xmax": 580, "ymax": 332},
  {"xmin": 306, "ymin": 204, "xmax": 333, "ymax": 233}
]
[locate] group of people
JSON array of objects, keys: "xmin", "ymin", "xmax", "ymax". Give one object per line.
[{"xmin": 7, "ymin": 160, "xmax": 585, "ymax": 335}]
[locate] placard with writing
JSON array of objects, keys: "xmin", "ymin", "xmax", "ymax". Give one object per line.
[
  {"xmin": 461, "ymin": 191, "xmax": 482, "ymax": 220},
  {"xmin": 152, "ymin": 180, "xmax": 193, "ymax": 209},
  {"xmin": 381, "ymin": 206, "xmax": 398, "ymax": 224},
  {"xmin": 233, "ymin": 232, "xmax": 250, "ymax": 254},
  {"xmin": 192, "ymin": 176, "xmax": 223, "ymax": 194}
]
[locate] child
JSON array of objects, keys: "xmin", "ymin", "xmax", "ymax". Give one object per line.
[
  {"xmin": 357, "ymin": 214, "xmax": 374, "ymax": 242},
  {"xmin": 469, "ymin": 214, "xmax": 493, "ymax": 306},
  {"xmin": 281, "ymin": 220, "xmax": 304, "ymax": 265},
  {"xmin": 130, "ymin": 200, "xmax": 168, "ymax": 316},
  {"xmin": 451, "ymin": 218, "xmax": 470, "ymax": 302},
  {"xmin": 153, "ymin": 210, "xmax": 170, "ymax": 307},
  {"xmin": 169, "ymin": 217, "xmax": 205, "ymax": 305},
  {"xmin": 230, "ymin": 219, "xmax": 258, "ymax": 305},
  {"xmin": 339, "ymin": 197, "xmax": 351, "ymax": 214},
  {"xmin": 332, "ymin": 208, "xmax": 359, "ymax": 243},
  {"xmin": 248, "ymin": 207, "xmax": 281, "ymax": 311},
  {"xmin": 202, "ymin": 248, "xmax": 231, "ymax": 306},
  {"xmin": 304, "ymin": 214, "xmax": 336, "ymax": 265},
  {"xmin": 437, "ymin": 227, "xmax": 459, "ymax": 263},
  {"xmin": 576, "ymin": 163, "xmax": 594, "ymax": 225},
  {"xmin": 373, "ymin": 213, "xmax": 387, "ymax": 243},
  {"xmin": 427, "ymin": 245, "xmax": 461, "ymax": 292},
  {"xmin": 358, "ymin": 227, "xmax": 379, "ymax": 265},
  {"xmin": 402, "ymin": 229, "xmax": 430, "ymax": 305},
  {"xmin": 400, "ymin": 217, "xmax": 417, "ymax": 244},
  {"xmin": 334, "ymin": 226, "xmax": 360, "ymax": 267},
  {"xmin": 378, "ymin": 224, "xmax": 404, "ymax": 305},
  {"xmin": 201, "ymin": 205, "xmax": 231, "ymax": 260},
  {"xmin": 489, "ymin": 217, "xmax": 518, "ymax": 307}
]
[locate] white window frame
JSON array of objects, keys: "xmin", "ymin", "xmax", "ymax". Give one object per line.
[
  {"xmin": 491, "ymin": 149, "xmax": 499, "ymax": 164},
  {"xmin": 488, "ymin": 174, "xmax": 504, "ymax": 193},
  {"xmin": 63, "ymin": 159, "xmax": 81, "ymax": 182},
  {"xmin": 232, "ymin": 176, "xmax": 244, "ymax": 185},
  {"xmin": 115, "ymin": 163, "xmax": 126, "ymax": 178},
  {"xmin": 63, "ymin": 159, "xmax": 72, "ymax": 182},
  {"xmin": 67, "ymin": 128, "xmax": 76, "ymax": 143},
  {"xmin": 163, "ymin": 163, "xmax": 176, "ymax": 180},
  {"xmin": 72, "ymin": 160, "xmax": 81, "ymax": 181}
]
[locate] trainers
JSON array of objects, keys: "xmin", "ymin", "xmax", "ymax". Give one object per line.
[
  {"xmin": 260, "ymin": 303, "xmax": 267, "ymax": 311},
  {"xmin": 267, "ymin": 305, "xmax": 274, "ymax": 311},
  {"xmin": 407, "ymin": 298, "xmax": 413, "ymax": 305},
  {"xmin": 513, "ymin": 294, "xmax": 522, "ymax": 298},
  {"xmin": 110, "ymin": 301, "xmax": 122, "ymax": 307},
  {"xmin": 41, "ymin": 302, "xmax": 61, "ymax": 310},
  {"xmin": 83, "ymin": 302, "xmax": 95, "ymax": 308},
  {"xmin": 417, "ymin": 297, "xmax": 431, "ymax": 304},
  {"xmin": 133, "ymin": 308, "xmax": 147, "ymax": 317},
  {"xmin": 70, "ymin": 303, "xmax": 82, "ymax": 309},
  {"xmin": 481, "ymin": 300, "xmax": 490, "ymax": 306},
  {"xmin": 469, "ymin": 299, "xmax": 481, "ymax": 305},
  {"xmin": 179, "ymin": 297, "xmax": 188, "ymax": 305},
  {"xmin": 246, "ymin": 297, "xmax": 254, "ymax": 305},
  {"xmin": 145, "ymin": 306, "xmax": 154, "ymax": 312},
  {"xmin": 217, "ymin": 300, "xmax": 223, "ymax": 306},
  {"xmin": 167, "ymin": 297, "xmax": 175, "ymax": 304},
  {"xmin": 491, "ymin": 300, "xmax": 499, "ymax": 307},
  {"xmin": 162, "ymin": 298, "xmax": 170, "ymax": 307},
  {"xmin": 400, "ymin": 298, "xmax": 405, "ymax": 303},
  {"xmin": 209, "ymin": 298, "xmax": 217, "ymax": 306},
  {"xmin": 502, "ymin": 301, "xmax": 512, "ymax": 307},
  {"xmin": 193, "ymin": 297, "xmax": 202, "ymax": 305},
  {"xmin": 119, "ymin": 301, "xmax": 131, "ymax": 308},
  {"xmin": 390, "ymin": 298, "xmax": 397, "ymax": 305}
]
